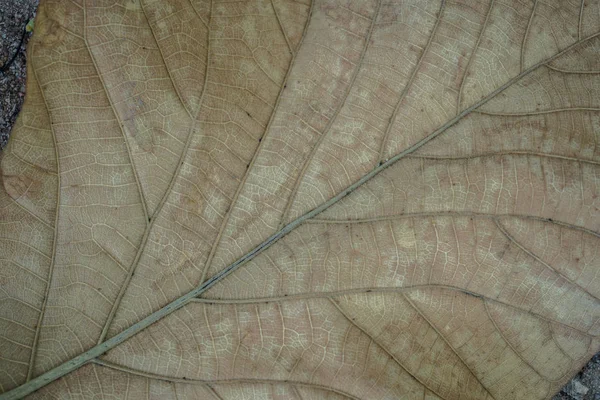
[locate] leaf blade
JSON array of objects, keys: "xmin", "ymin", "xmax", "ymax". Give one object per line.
[{"xmin": 1, "ymin": 0, "xmax": 600, "ymax": 398}]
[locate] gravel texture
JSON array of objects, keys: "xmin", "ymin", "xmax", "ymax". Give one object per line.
[
  {"xmin": 0, "ymin": 0, "xmax": 37, "ymax": 149},
  {"xmin": 554, "ymin": 354, "xmax": 600, "ymax": 400},
  {"xmin": 0, "ymin": 0, "xmax": 599, "ymax": 398}
]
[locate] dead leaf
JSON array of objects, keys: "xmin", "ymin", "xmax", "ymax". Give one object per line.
[{"xmin": 1, "ymin": 0, "xmax": 600, "ymax": 398}]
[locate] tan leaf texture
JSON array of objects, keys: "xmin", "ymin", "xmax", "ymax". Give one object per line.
[{"xmin": 1, "ymin": 0, "xmax": 600, "ymax": 398}]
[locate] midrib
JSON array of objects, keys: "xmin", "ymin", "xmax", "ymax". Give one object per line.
[{"xmin": 3, "ymin": 28, "xmax": 599, "ymax": 400}]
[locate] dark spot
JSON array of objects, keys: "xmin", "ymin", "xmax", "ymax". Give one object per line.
[
  {"xmin": 148, "ymin": 217, "xmax": 152, "ymax": 222},
  {"xmin": 246, "ymin": 111, "xmax": 251, "ymax": 117},
  {"xmin": 461, "ymin": 289, "xmax": 481, "ymax": 299},
  {"xmin": 366, "ymin": 289, "xmax": 372, "ymax": 293},
  {"xmin": 258, "ymin": 137, "xmax": 262, "ymax": 142}
]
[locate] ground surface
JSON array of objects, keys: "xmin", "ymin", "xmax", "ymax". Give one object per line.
[
  {"xmin": 554, "ymin": 353, "xmax": 600, "ymax": 400},
  {"xmin": 0, "ymin": 0, "xmax": 36, "ymax": 149},
  {"xmin": 0, "ymin": 0, "xmax": 598, "ymax": 398}
]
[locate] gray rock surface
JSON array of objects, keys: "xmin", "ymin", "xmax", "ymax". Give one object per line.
[
  {"xmin": 554, "ymin": 354, "xmax": 600, "ymax": 400},
  {"xmin": 0, "ymin": 0, "xmax": 37, "ymax": 149}
]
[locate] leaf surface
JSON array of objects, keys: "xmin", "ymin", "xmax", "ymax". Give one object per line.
[{"xmin": 1, "ymin": 0, "xmax": 600, "ymax": 398}]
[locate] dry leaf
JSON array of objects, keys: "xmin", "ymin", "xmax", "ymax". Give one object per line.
[{"xmin": 1, "ymin": 0, "xmax": 600, "ymax": 398}]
